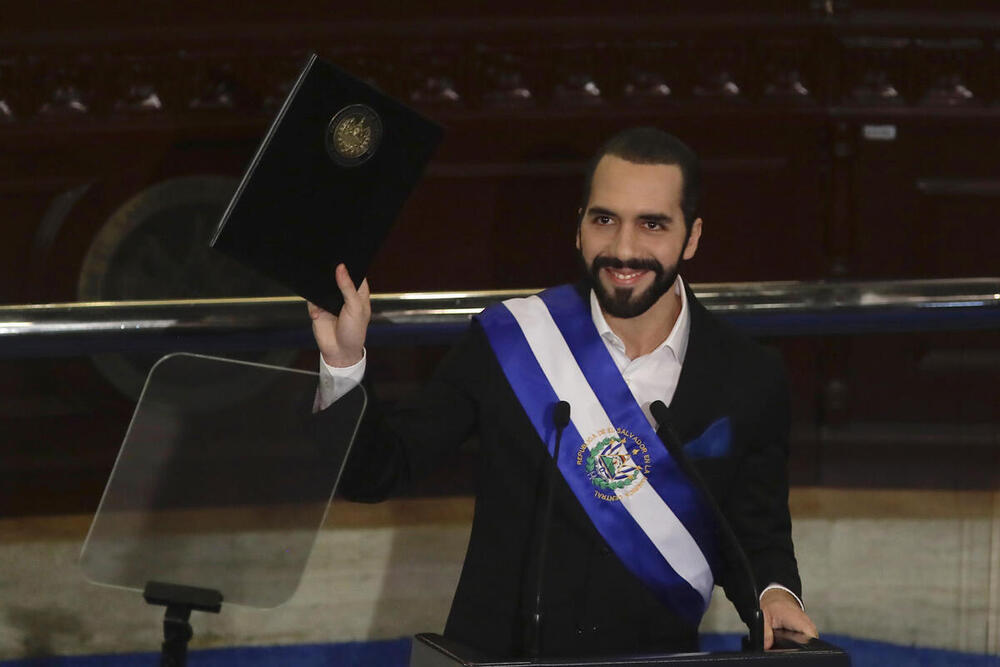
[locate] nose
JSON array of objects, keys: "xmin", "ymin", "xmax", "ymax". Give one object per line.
[{"xmin": 609, "ymin": 222, "xmax": 640, "ymax": 260}]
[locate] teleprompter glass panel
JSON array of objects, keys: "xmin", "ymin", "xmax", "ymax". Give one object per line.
[{"xmin": 79, "ymin": 352, "xmax": 365, "ymax": 609}]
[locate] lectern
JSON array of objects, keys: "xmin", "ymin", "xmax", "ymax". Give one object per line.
[{"xmin": 410, "ymin": 631, "xmax": 850, "ymax": 666}]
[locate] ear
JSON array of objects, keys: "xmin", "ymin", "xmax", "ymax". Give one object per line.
[
  {"xmin": 682, "ymin": 218, "xmax": 702, "ymax": 260},
  {"xmin": 576, "ymin": 209, "xmax": 583, "ymax": 249}
]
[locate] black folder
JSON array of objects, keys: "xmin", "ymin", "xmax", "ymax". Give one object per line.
[{"xmin": 211, "ymin": 53, "xmax": 444, "ymax": 314}]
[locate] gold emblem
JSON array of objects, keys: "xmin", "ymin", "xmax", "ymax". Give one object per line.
[
  {"xmin": 326, "ymin": 104, "xmax": 382, "ymax": 166},
  {"xmin": 334, "ymin": 116, "xmax": 373, "ymax": 158}
]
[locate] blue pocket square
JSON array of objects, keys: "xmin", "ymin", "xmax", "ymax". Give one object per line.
[{"xmin": 684, "ymin": 417, "xmax": 732, "ymax": 459}]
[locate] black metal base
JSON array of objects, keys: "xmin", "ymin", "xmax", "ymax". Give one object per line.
[{"xmin": 143, "ymin": 581, "xmax": 223, "ymax": 667}]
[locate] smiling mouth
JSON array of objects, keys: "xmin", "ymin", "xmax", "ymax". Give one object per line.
[{"xmin": 604, "ymin": 267, "xmax": 649, "ymax": 286}]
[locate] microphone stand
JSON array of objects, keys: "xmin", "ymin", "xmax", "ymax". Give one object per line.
[
  {"xmin": 525, "ymin": 400, "xmax": 571, "ymax": 660},
  {"xmin": 649, "ymin": 400, "xmax": 765, "ymax": 652}
]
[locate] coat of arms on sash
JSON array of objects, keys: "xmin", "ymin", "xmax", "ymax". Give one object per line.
[{"xmin": 577, "ymin": 427, "xmax": 652, "ymax": 501}]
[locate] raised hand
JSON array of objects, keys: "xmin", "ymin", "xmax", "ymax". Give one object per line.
[{"xmin": 307, "ymin": 263, "xmax": 371, "ymax": 368}]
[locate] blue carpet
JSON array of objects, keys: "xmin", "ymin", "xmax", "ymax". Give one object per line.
[
  {"xmin": 0, "ymin": 639, "xmax": 412, "ymax": 667},
  {"xmin": 811, "ymin": 635, "xmax": 1000, "ymax": 667},
  {"xmin": 699, "ymin": 633, "xmax": 1000, "ymax": 666},
  {"xmin": 3, "ymin": 635, "xmax": 999, "ymax": 666}
]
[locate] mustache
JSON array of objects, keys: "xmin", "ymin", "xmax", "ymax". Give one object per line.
[{"xmin": 591, "ymin": 256, "xmax": 665, "ymax": 274}]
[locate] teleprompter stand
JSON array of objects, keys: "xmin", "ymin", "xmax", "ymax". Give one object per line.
[
  {"xmin": 78, "ymin": 354, "xmax": 367, "ymax": 666},
  {"xmin": 144, "ymin": 581, "xmax": 222, "ymax": 667},
  {"xmin": 410, "ymin": 631, "xmax": 851, "ymax": 667}
]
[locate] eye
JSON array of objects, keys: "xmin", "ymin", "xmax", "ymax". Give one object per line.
[
  {"xmin": 594, "ymin": 215, "xmax": 614, "ymax": 225},
  {"xmin": 642, "ymin": 220, "xmax": 665, "ymax": 231}
]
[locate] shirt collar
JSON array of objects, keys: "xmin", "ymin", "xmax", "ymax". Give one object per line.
[{"xmin": 589, "ymin": 276, "xmax": 690, "ymax": 365}]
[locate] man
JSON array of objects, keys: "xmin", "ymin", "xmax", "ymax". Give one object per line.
[{"xmin": 309, "ymin": 127, "xmax": 817, "ymax": 658}]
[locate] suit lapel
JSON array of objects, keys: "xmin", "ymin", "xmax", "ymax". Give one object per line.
[{"xmin": 669, "ymin": 284, "xmax": 728, "ymax": 444}]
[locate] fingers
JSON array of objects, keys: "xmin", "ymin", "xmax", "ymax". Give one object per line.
[
  {"xmin": 334, "ymin": 263, "xmax": 357, "ymax": 302},
  {"xmin": 356, "ymin": 277, "xmax": 372, "ymax": 319},
  {"xmin": 788, "ymin": 615, "xmax": 819, "ymax": 638},
  {"xmin": 764, "ymin": 605, "xmax": 822, "ymax": 651},
  {"xmin": 306, "ymin": 300, "xmax": 327, "ymax": 320},
  {"xmin": 767, "ymin": 608, "xmax": 819, "ymax": 651},
  {"xmin": 772, "ymin": 607, "xmax": 818, "ymax": 638},
  {"xmin": 334, "ymin": 264, "xmax": 372, "ymax": 316},
  {"xmin": 310, "ymin": 267, "xmax": 370, "ymax": 319}
]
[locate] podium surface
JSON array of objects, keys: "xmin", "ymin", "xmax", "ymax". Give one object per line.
[{"xmin": 411, "ymin": 632, "xmax": 850, "ymax": 667}]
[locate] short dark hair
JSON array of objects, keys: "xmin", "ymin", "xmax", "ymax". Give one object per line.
[{"xmin": 580, "ymin": 127, "xmax": 701, "ymax": 229}]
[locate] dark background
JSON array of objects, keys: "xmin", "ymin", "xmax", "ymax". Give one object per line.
[{"xmin": 2, "ymin": 1, "xmax": 998, "ymax": 515}]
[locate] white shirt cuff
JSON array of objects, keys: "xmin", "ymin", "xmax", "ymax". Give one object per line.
[
  {"xmin": 760, "ymin": 583, "xmax": 804, "ymax": 611},
  {"xmin": 314, "ymin": 349, "xmax": 367, "ymax": 412}
]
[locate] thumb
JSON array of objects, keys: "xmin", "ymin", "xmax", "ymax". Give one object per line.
[{"xmin": 307, "ymin": 300, "xmax": 331, "ymax": 321}]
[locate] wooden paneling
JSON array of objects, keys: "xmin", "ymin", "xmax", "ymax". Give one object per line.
[{"xmin": 2, "ymin": 2, "xmax": 1000, "ymax": 515}]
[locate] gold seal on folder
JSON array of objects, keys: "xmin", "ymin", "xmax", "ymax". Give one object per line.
[{"xmin": 327, "ymin": 104, "xmax": 382, "ymax": 166}]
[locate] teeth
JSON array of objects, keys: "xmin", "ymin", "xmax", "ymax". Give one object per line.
[{"xmin": 611, "ymin": 270, "xmax": 642, "ymax": 280}]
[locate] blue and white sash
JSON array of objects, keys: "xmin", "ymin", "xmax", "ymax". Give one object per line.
[{"xmin": 476, "ymin": 285, "xmax": 721, "ymax": 626}]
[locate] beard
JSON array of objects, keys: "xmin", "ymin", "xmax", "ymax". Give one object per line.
[{"xmin": 579, "ymin": 250, "xmax": 680, "ymax": 319}]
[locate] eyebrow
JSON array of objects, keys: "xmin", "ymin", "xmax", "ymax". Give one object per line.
[
  {"xmin": 586, "ymin": 206, "xmax": 673, "ymax": 225},
  {"xmin": 586, "ymin": 206, "xmax": 618, "ymax": 218}
]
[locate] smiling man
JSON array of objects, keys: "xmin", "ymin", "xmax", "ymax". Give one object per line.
[
  {"xmin": 310, "ymin": 127, "xmax": 817, "ymax": 658},
  {"xmin": 578, "ymin": 150, "xmax": 701, "ymax": 354}
]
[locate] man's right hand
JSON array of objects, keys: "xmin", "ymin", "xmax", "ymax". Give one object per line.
[{"xmin": 307, "ymin": 263, "xmax": 371, "ymax": 368}]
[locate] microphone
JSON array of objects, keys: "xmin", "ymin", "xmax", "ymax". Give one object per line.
[
  {"xmin": 553, "ymin": 401, "xmax": 571, "ymax": 430},
  {"xmin": 649, "ymin": 400, "xmax": 766, "ymax": 653},
  {"xmin": 525, "ymin": 400, "xmax": 571, "ymax": 659}
]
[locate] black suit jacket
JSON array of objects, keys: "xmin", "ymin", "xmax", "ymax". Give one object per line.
[{"xmin": 334, "ymin": 283, "xmax": 800, "ymax": 658}]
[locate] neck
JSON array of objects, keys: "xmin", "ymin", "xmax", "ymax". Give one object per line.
[{"xmin": 603, "ymin": 279, "xmax": 683, "ymax": 359}]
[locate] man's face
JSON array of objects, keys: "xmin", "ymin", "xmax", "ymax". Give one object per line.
[{"xmin": 576, "ymin": 155, "xmax": 702, "ymax": 319}]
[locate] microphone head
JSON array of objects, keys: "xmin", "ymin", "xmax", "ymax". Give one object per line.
[
  {"xmin": 554, "ymin": 400, "xmax": 571, "ymax": 428},
  {"xmin": 649, "ymin": 400, "xmax": 670, "ymax": 426},
  {"xmin": 650, "ymin": 400, "xmax": 683, "ymax": 455}
]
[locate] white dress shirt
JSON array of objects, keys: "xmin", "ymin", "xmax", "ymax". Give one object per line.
[
  {"xmin": 316, "ymin": 276, "xmax": 802, "ymax": 609},
  {"xmin": 590, "ymin": 277, "xmax": 689, "ymax": 428}
]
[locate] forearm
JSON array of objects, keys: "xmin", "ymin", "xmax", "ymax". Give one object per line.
[
  {"xmin": 317, "ymin": 325, "xmax": 485, "ymax": 502},
  {"xmin": 722, "ymin": 356, "xmax": 802, "ymax": 615}
]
